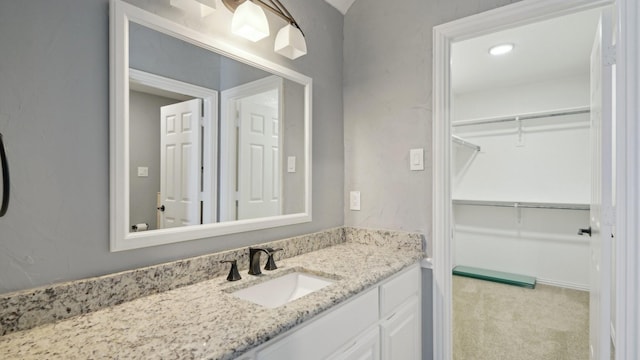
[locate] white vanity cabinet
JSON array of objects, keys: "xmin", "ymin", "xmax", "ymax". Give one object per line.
[
  {"xmin": 246, "ymin": 264, "xmax": 421, "ymax": 360},
  {"xmin": 379, "ymin": 263, "xmax": 421, "ymax": 360},
  {"xmin": 380, "ymin": 296, "xmax": 420, "ymax": 360},
  {"xmin": 327, "ymin": 327, "xmax": 381, "ymax": 360},
  {"xmin": 256, "ymin": 287, "xmax": 379, "ymax": 360}
]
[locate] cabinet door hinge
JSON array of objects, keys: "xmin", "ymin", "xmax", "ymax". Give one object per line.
[
  {"xmin": 235, "ymin": 104, "xmax": 241, "ymax": 128},
  {"xmin": 604, "ymin": 44, "xmax": 616, "ymax": 66},
  {"xmin": 603, "ymin": 205, "xmax": 616, "ymax": 226}
]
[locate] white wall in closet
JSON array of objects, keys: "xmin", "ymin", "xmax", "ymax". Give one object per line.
[
  {"xmin": 453, "ymin": 74, "xmax": 590, "ymax": 204},
  {"xmin": 452, "ymin": 74, "xmax": 591, "ymax": 290}
]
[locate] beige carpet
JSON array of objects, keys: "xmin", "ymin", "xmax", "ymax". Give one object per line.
[{"xmin": 453, "ymin": 275, "xmax": 589, "ymax": 360}]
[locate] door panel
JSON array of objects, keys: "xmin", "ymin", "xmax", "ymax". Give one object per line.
[
  {"xmin": 589, "ymin": 8, "xmax": 613, "ymax": 360},
  {"xmin": 238, "ymin": 100, "xmax": 280, "ymax": 220},
  {"xmin": 160, "ymin": 99, "xmax": 202, "ymax": 228}
]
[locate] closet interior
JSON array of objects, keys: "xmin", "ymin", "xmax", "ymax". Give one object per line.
[
  {"xmin": 450, "ymin": 9, "xmax": 602, "ymax": 291},
  {"xmin": 452, "ymin": 103, "xmax": 591, "ymax": 290}
]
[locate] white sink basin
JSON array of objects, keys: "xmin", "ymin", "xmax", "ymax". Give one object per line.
[{"xmin": 231, "ymin": 271, "xmax": 334, "ymax": 308}]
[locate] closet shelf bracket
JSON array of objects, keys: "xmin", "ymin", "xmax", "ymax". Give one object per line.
[{"xmin": 452, "ymin": 135, "xmax": 481, "ymax": 151}]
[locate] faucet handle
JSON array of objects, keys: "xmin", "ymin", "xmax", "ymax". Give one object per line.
[
  {"xmin": 220, "ymin": 260, "xmax": 241, "ymax": 281},
  {"xmin": 264, "ymin": 248, "xmax": 283, "ymax": 271}
]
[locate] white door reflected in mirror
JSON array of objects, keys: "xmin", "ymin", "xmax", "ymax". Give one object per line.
[
  {"xmin": 159, "ymin": 99, "xmax": 202, "ymax": 229},
  {"xmin": 237, "ymin": 95, "xmax": 281, "ymax": 220}
]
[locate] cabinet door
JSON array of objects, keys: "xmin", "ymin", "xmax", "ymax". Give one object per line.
[
  {"xmin": 379, "ymin": 264, "xmax": 420, "ymax": 318},
  {"xmin": 380, "ymin": 295, "xmax": 420, "ymax": 360},
  {"xmin": 257, "ymin": 288, "xmax": 379, "ymax": 360},
  {"xmin": 327, "ymin": 327, "xmax": 380, "ymax": 360}
]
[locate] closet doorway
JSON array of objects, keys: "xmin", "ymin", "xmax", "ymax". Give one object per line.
[
  {"xmin": 450, "ymin": 8, "xmax": 603, "ymax": 359},
  {"xmin": 451, "ymin": 9, "xmax": 599, "ymax": 291},
  {"xmin": 431, "ymin": 1, "xmax": 616, "ymax": 359}
]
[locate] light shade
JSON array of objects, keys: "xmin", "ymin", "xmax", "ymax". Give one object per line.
[
  {"xmin": 274, "ymin": 24, "xmax": 307, "ymax": 60},
  {"xmin": 231, "ymin": 1, "xmax": 270, "ymax": 42},
  {"xmin": 170, "ymin": 0, "xmax": 216, "ymax": 17},
  {"xmin": 195, "ymin": 0, "xmax": 216, "ymax": 17},
  {"xmin": 169, "ymin": 0, "xmax": 192, "ymax": 11}
]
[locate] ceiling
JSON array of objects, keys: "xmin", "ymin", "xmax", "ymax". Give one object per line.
[
  {"xmin": 452, "ymin": 9, "xmax": 602, "ymax": 94},
  {"xmin": 324, "ymin": 0, "xmax": 357, "ymax": 15}
]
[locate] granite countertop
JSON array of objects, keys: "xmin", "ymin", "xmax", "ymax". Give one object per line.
[{"xmin": 0, "ymin": 240, "xmax": 424, "ymax": 359}]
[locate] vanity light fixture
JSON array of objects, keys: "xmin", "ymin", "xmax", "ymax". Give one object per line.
[
  {"xmin": 489, "ymin": 43, "xmax": 514, "ymax": 56},
  {"xmin": 230, "ymin": 0, "xmax": 270, "ymax": 42},
  {"xmin": 195, "ymin": 0, "xmax": 217, "ymax": 17},
  {"xmin": 223, "ymin": 0, "xmax": 307, "ymax": 60},
  {"xmin": 170, "ymin": 0, "xmax": 217, "ymax": 18}
]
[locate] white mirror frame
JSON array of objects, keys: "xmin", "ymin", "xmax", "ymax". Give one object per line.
[{"xmin": 109, "ymin": 0, "xmax": 312, "ymax": 251}]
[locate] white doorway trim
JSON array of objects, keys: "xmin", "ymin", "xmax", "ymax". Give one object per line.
[
  {"xmin": 614, "ymin": 1, "xmax": 640, "ymax": 359},
  {"xmin": 431, "ymin": 1, "xmax": 617, "ymax": 359},
  {"xmin": 129, "ymin": 68, "xmax": 218, "ymax": 224}
]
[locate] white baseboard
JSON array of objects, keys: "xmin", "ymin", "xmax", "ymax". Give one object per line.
[{"xmin": 536, "ymin": 277, "xmax": 589, "ymax": 291}]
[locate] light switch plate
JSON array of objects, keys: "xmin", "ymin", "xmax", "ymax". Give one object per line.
[
  {"xmin": 287, "ymin": 156, "xmax": 296, "ymax": 173},
  {"xmin": 349, "ymin": 191, "xmax": 361, "ymax": 211},
  {"xmin": 410, "ymin": 148, "xmax": 424, "ymax": 171},
  {"xmin": 137, "ymin": 166, "xmax": 149, "ymax": 177}
]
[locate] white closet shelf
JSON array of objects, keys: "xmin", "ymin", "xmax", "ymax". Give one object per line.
[
  {"xmin": 452, "ymin": 199, "xmax": 589, "ymax": 211},
  {"xmin": 451, "ymin": 106, "xmax": 590, "ymax": 128}
]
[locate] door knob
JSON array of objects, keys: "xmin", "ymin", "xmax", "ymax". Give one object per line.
[
  {"xmin": 578, "ymin": 227, "xmax": 592, "ymax": 236},
  {"xmin": 157, "ymin": 205, "xmax": 165, "ymax": 212}
]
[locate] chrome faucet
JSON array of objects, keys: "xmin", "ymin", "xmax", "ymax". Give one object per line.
[{"xmin": 248, "ymin": 247, "xmax": 283, "ymax": 275}]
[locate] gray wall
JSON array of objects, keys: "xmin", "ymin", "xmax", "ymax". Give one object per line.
[
  {"xmin": 219, "ymin": 56, "xmax": 271, "ymax": 90},
  {"xmin": 130, "ymin": 21, "xmax": 222, "ymax": 90},
  {"xmin": 129, "ymin": 90, "xmax": 179, "ymax": 231},
  {"xmin": 343, "ymin": 2, "xmax": 521, "ymax": 359},
  {"xmin": 282, "ymin": 80, "xmax": 305, "ymax": 214},
  {"xmin": 343, "ymin": 0, "xmax": 520, "ymax": 250},
  {"xmin": 0, "ymin": 0, "xmax": 343, "ymax": 294}
]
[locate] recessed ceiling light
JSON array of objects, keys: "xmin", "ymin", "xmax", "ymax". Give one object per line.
[{"xmin": 489, "ymin": 43, "xmax": 514, "ymax": 56}]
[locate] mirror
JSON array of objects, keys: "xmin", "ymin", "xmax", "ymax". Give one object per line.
[{"xmin": 110, "ymin": 0, "xmax": 311, "ymax": 251}]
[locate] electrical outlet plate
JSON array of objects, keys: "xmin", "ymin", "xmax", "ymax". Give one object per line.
[
  {"xmin": 349, "ymin": 191, "xmax": 361, "ymax": 211},
  {"xmin": 137, "ymin": 166, "xmax": 149, "ymax": 177}
]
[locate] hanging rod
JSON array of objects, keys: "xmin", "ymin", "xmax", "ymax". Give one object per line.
[
  {"xmin": 452, "ymin": 106, "xmax": 590, "ymax": 127},
  {"xmin": 452, "ymin": 199, "xmax": 589, "ymax": 211},
  {"xmin": 452, "ymin": 135, "xmax": 481, "ymax": 151}
]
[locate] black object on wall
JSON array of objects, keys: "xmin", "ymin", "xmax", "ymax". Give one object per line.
[{"xmin": 0, "ymin": 133, "xmax": 9, "ymax": 217}]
